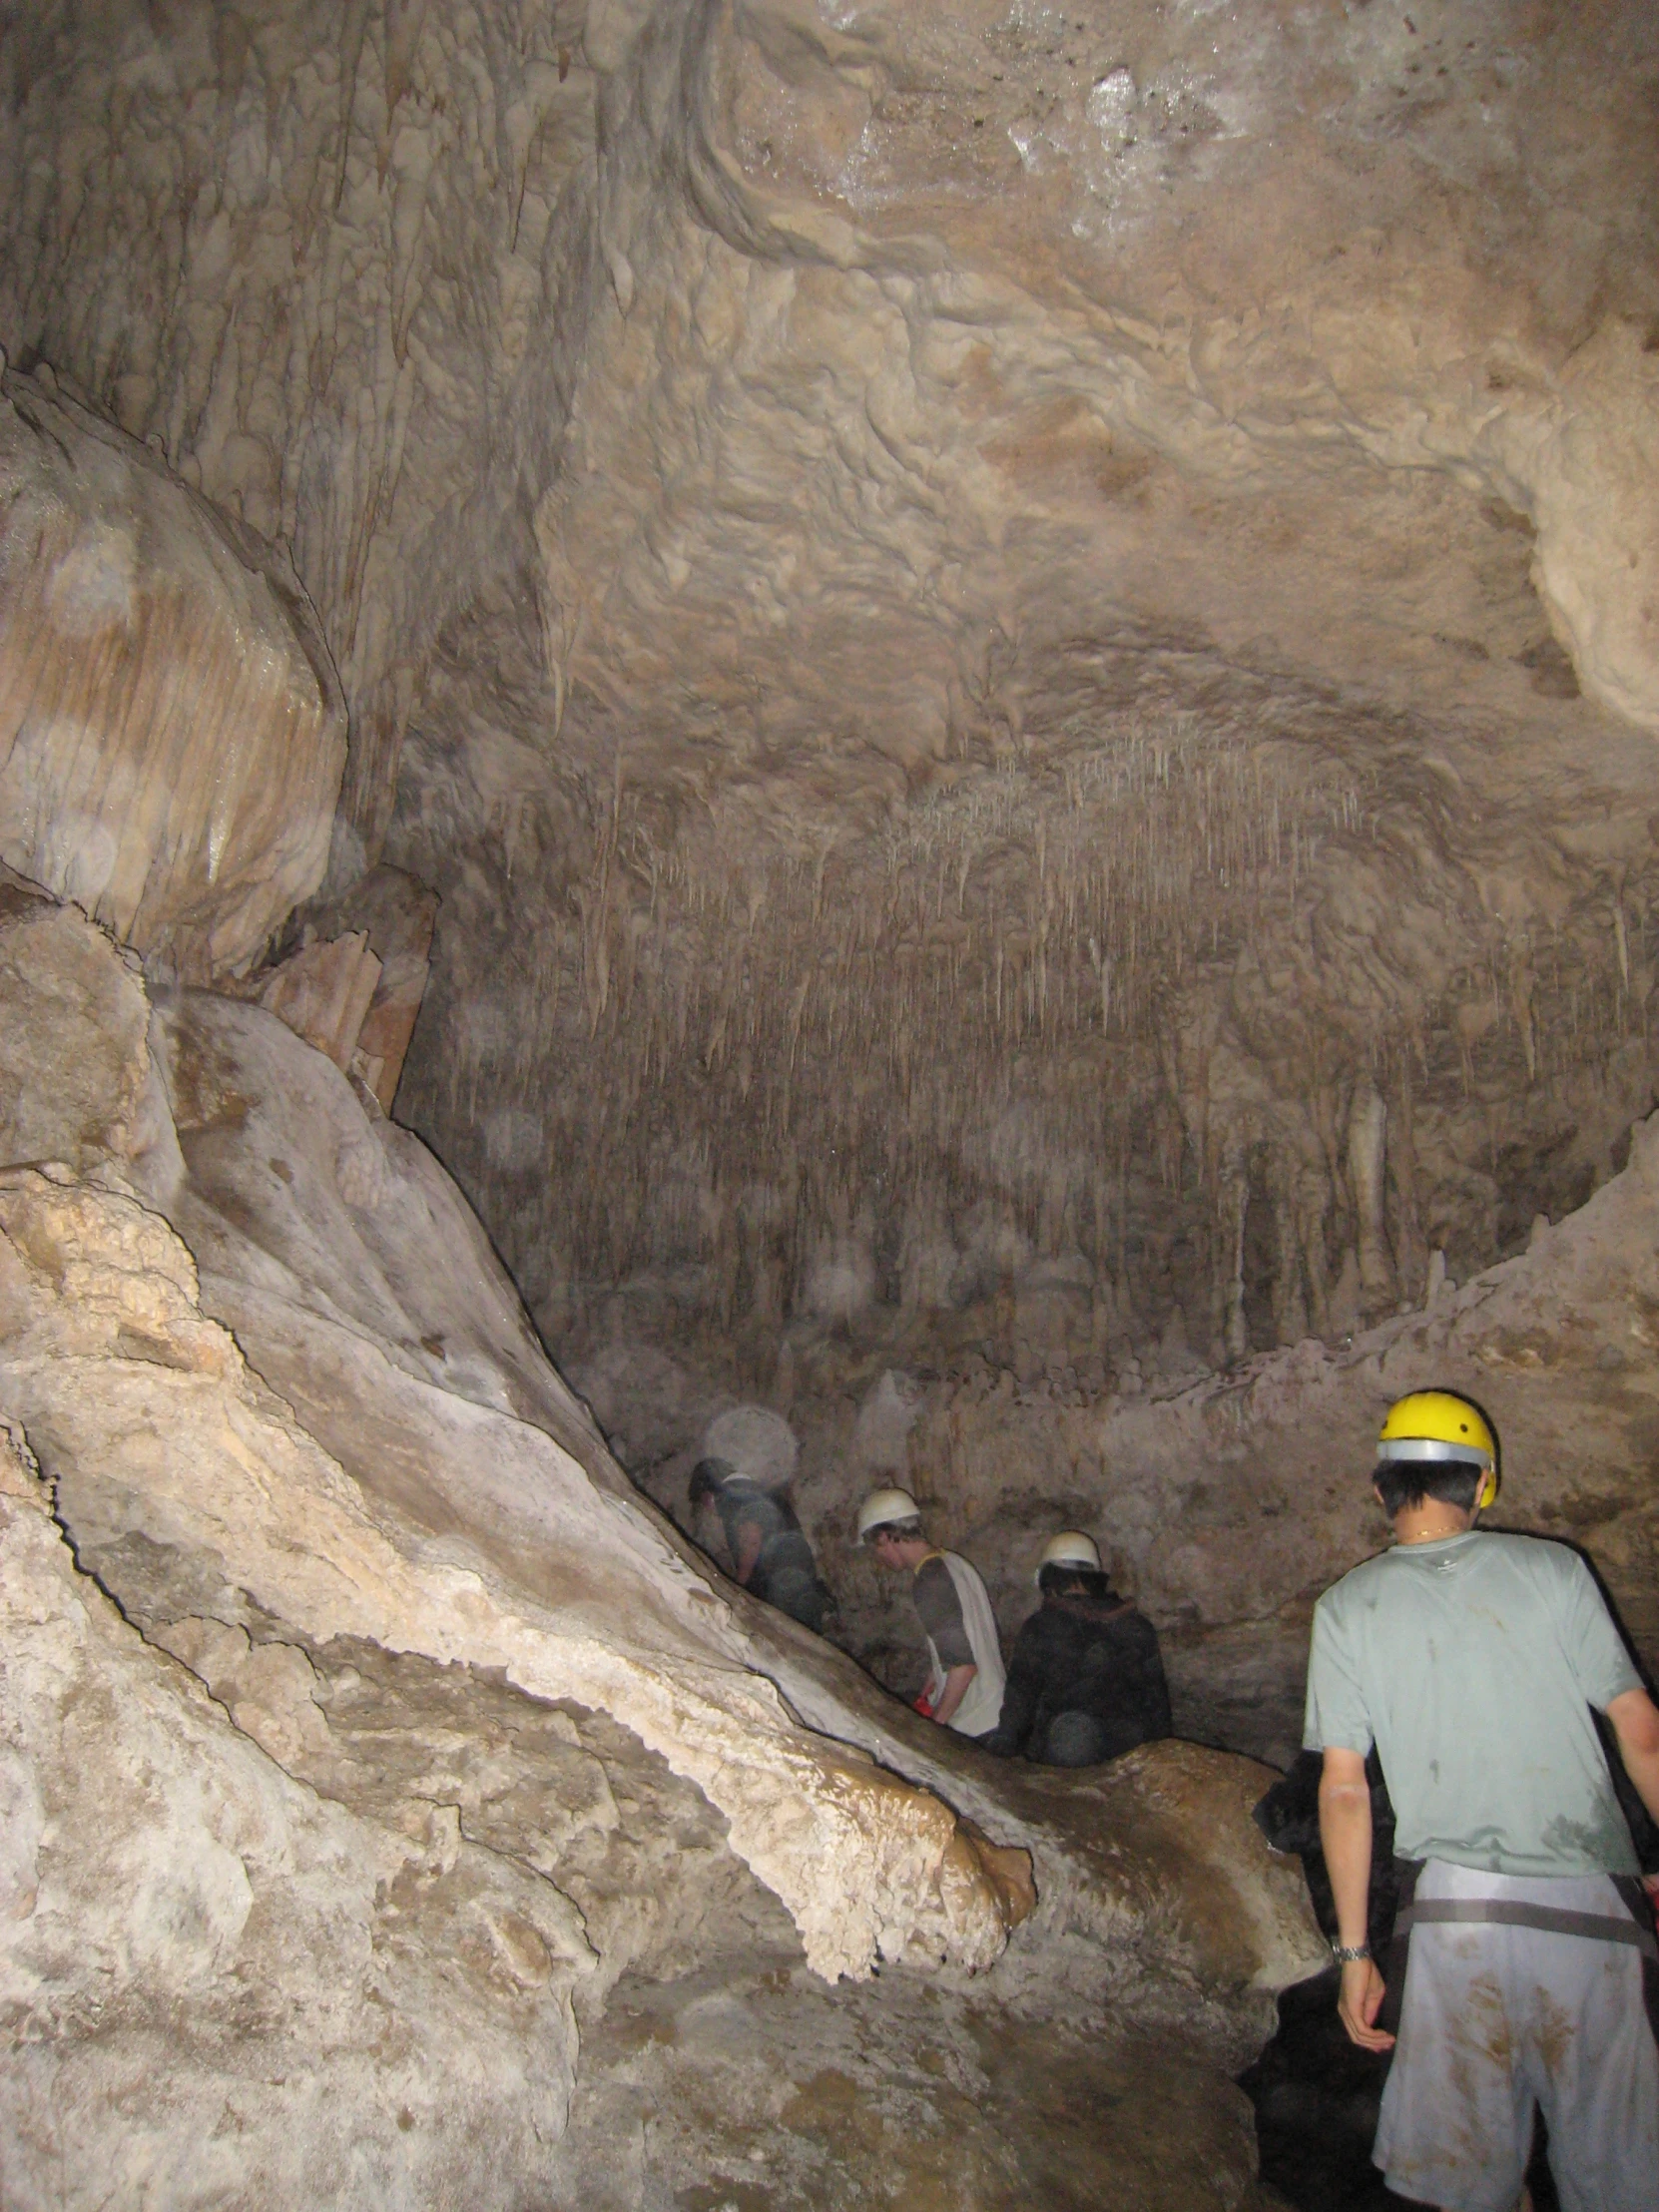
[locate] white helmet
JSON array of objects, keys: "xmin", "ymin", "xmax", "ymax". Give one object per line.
[
  {"xmin": 857, "ymin": 1487, "xmax": 920, "ymax": 1543},
  {"xmin": 1036, "ymin": 1530, "xmax": 1101, "ymax": 1585}
]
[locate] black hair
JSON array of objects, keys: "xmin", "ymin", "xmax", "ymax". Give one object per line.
[
  {"xmin": 868, "ymin": 1516, "xmax": 923, "ymax": 1544},
  {"xmin": 1373, "ymin": 1460, "xmax": 1482, "ymax": 1519},
  {"xmin": 689, "ymin": 1458, "xmax": 730, "ymax": 1505},
  {"xmin": 1038, "ymin": 1564, "xmax": 1113, "ymax": 1601}
]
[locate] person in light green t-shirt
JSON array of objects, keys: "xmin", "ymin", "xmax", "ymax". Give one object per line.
[
  {"xmin": 1305, "ymin": 1389, "xmax": 1659, "ymax": 2212},
  {"xmin": 1306, "ymin": 1522, "xmax": 1643, "ymax": 1878}
]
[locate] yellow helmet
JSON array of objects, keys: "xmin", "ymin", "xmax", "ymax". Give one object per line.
[{"xmin": 1378, "ymin": 1391, "xmax": 1498, "ymax": 1509}]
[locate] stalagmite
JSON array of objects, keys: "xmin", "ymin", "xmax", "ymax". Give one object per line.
[
  {"xmin": 1218, "ymin": 1156, "xmax": 1251, "ymax": 1365},
  {"xmin": 1346, "ymin": 1077, "xmax": 1396, "ymax": 1313},
  {"xmin": 1270, "ymin": 1160, "xmax": 1310, "ymax": 1348}
]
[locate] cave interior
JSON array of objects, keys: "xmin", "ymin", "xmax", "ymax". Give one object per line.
[{"xmin": 1, "ymin": 0, "xmax": 1657, "ymax": 2204}]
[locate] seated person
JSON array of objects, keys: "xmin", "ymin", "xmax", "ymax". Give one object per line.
[
  {"xmin": 689, "ymin": 1458, "xmax": 831, "ymax": 1633},
  {"xmin": 986, "ymin": 1531, "xmax": 1171, "ymax": 1766}
]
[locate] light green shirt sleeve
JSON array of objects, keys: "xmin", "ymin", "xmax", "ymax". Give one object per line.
[
  {"xmin": 1303, "ymin": 1585, "xmax": 1374, "ymax": 1756},
  {"xmin": 1555, "ymin": 1549, "xmax": 1643, "ymax": 1710}
]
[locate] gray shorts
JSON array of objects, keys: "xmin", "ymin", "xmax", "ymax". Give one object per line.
[{"xmin": 1375, "ymin": 1860, "xmax": 1659, "ymax": 2212}]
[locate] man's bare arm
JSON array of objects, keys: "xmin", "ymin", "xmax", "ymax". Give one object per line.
[
  {"xmin": 930, "ymin": 1664, "xmax": 976, "ymax": 1727},
  {"xmin": 733, "ymin": 1522, "xmax": 763, "ymax": 1586},
  {"xmin": 1319, "ymin": 1745, "xmax": 1394, "ymax": 2052},
  {"xmin": 1607, "ymin": 1687, "xmax": 1659, "ymax": 1829}
]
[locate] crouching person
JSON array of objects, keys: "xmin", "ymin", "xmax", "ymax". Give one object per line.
[
  {"xmin": 986, "ymin": 1531, "xmax": 1171, "ymax": 1766},
  {"xmin": 857, "ymin": 1488, "xmax": 1005, "ymax": 1741},
  {"xmin": 690, "ymin": 1458, "xmax": 832, "ymax": 1633}
]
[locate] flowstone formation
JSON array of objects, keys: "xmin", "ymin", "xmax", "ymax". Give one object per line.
[
  {"xmin": 0, "ymin": 876, "xmax": 1322, "ymax": 2205},
  {"xmin": 0, "ymin": 372, "xmax": 345, "ymax": 976}
]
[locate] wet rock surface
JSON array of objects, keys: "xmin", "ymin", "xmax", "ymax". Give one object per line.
[{"xmin": 556, "ymin": 1954, "xmax": 1282, "ymax": 2211}]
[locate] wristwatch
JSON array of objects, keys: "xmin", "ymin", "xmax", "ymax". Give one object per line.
[{"xmin": 1331, "ymin": 1942, "xmax": 1372, "ymax": 1963}]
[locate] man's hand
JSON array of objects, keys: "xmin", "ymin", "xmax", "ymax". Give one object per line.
[
  {"xmin": 1318, "ymin": 1745, "xmax": 1393, "ymax": 2047},
  {"xmin": 929, "ymin": 1663, "xmax": 976, "ymax": 1728},
  {"xmin": 1337, "ymin": 1956, "xmax": 1395, "ymax": 2052}
]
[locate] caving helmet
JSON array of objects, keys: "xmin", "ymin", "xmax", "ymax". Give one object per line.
[
  {"xmin": 1377, "ymin": 1390, "xmax": 1498, "ymax": 1510},
  {"xmin": 857, "ymin": 1487, "xmax": 921, "ymax": 1543},
  {"xmin": 1035, "ymin": 1530, "xmax": 1102, "ymax": 1585}
]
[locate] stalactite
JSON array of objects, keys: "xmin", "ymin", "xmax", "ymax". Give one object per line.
[{"xmin": 394, "ymin": 695, "xmax": 1659, "ymax": 1367}]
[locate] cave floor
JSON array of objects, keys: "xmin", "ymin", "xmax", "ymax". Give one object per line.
[{"xmin": 551, "ymin": 1944, "xmax": 1283, "ymax": 2211}]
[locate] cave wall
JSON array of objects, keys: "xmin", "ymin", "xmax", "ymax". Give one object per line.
[
  {"xmin": 376, "ymin": 0, "xmax": 1659, "ymax": 1385},
  {"xmin": 0, "ymin": 0, "xmax": 603, "ymax": 848},
  {"xmin": 4, "ymin": 0, "xmax": 1657, "ymax": 1766},
  {"xmin": 8, "ymin": 5, "xmax": 1658, "ymax": 1365},
  {"xmin": 12, "ymin": 2, "xmax": 1659, "ymax": 2197}
]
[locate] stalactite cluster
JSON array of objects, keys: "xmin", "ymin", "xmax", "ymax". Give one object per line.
[{"xmin": 396, "ymin": 689, "xmax": 1659, "ymax": 1380}]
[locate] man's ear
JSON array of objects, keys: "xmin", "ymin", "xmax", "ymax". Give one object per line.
[{"xmin": 1372, "ymin": 1482, "xmax": 1386, "ymax": 1513}]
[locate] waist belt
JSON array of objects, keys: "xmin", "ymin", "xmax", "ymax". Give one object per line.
[{"xmin": 1397, "ymin": 1897, "xmax": 1659, "ymax": 1962}]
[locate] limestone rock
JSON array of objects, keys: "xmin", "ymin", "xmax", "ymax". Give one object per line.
[
  {"xmin": 257, "ymin": 928, "xmax": 382, "ymax": 1071},
  {"xmin": 0, "ymin": 873, "xmax": 152, "ymax": 1172},
  {"xmin": 0, "ymin": 1153, "xmax": 1016, "ymax": 1985},
  {"xmin": 0, "ymin": 372, "xmax": 345, "ymax": 977},
  {"xmin": 267, "ymin": 862, "xmax": 440, "ymax": 1112},
  {"xmin": 0, "ymin": 1425, "xmax": 590, "ymax": 2212},
  {"xmin": 0, "ymin": 871, "xmax": 1327, "ymax": 2177},
  {"xmin": 0, "ymin": 897, "xmax": 1031, "ymax": 1996}
]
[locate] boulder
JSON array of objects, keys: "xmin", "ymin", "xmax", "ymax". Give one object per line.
[{"xmin": 0, "ymin": 370, "xmax": 345, "ymax": 978}]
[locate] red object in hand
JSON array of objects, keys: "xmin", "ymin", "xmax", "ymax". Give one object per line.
[{"xmin": 912, "ymin": 1690, "xmax": 936, "ymax": 1719}]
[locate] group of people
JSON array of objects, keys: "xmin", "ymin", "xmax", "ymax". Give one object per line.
[
  {"xmin": 853, "ymin": 1484, "xmax": 1173, "ymax": 1764},
  {"xmin": 694, "ymin": 1387, "xmax": 1659, "ymax": 2206},
  {"xmin": 688, "ymin": 1454, "xmax": 1172, "ymax": 1768}
]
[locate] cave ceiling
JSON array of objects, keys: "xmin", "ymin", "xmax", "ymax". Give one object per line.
[{"xmin": 4, "ymin": 0, "xmax": 1658, "ymax": 1368}]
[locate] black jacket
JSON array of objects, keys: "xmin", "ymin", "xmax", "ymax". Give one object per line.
[{"xmin": 986, "ymin": 1590, "xmax": 1172, "ymax": 1760}]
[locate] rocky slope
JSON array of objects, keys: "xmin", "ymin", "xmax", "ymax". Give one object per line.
[{"xmin": 0, "ymin": 874, "xmax": 1321, "ymax": 2205}]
